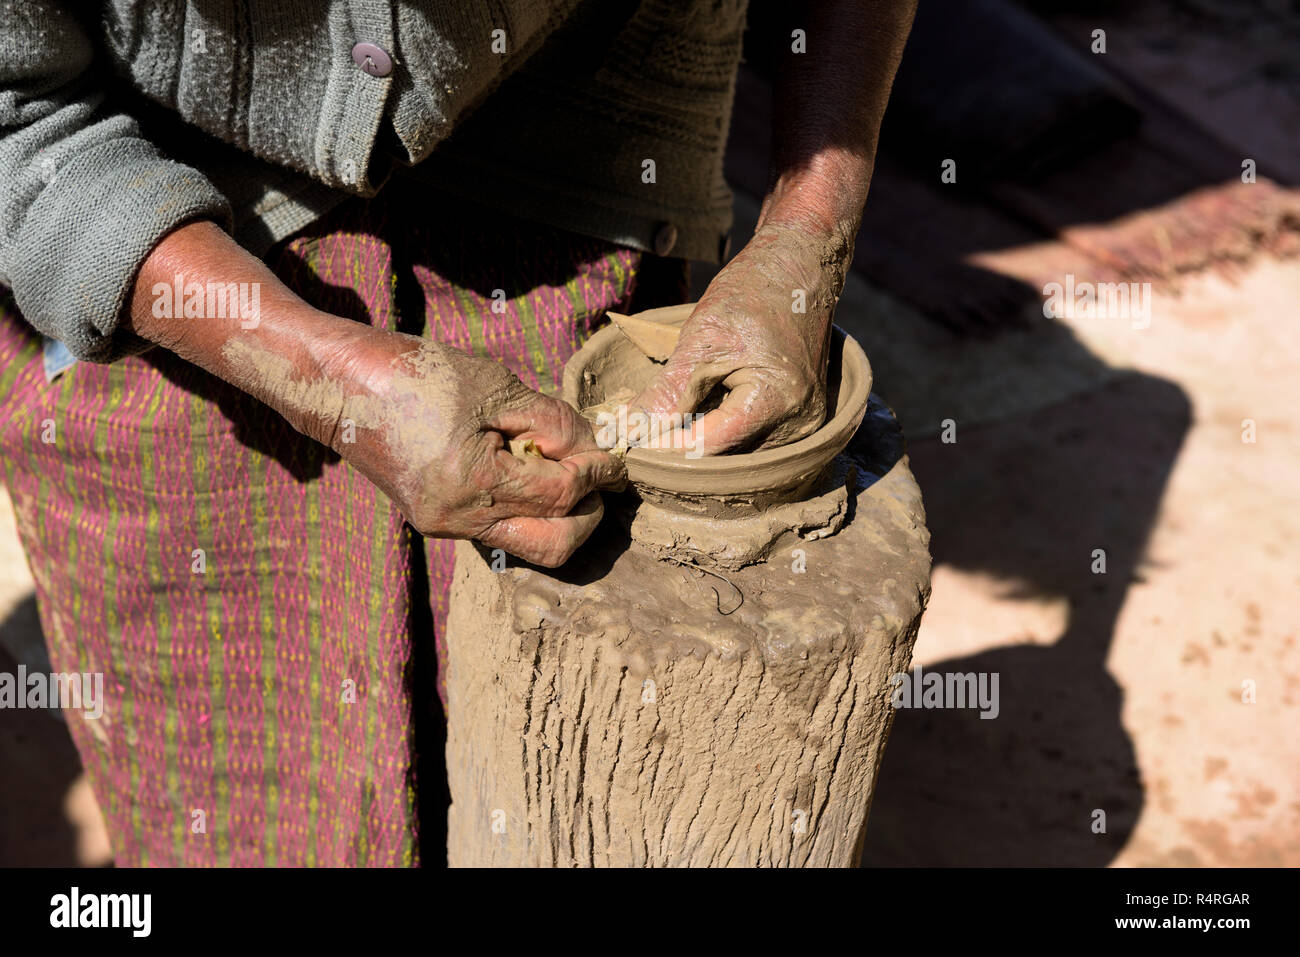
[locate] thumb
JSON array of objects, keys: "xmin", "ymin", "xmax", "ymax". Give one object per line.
[
  {"xmin": 632, "ymin": 351, "xmax": 735, "ymax": 422},
  {"xmin": 671, "ymin": 380, "xmax": 771, "ymax": 455}
]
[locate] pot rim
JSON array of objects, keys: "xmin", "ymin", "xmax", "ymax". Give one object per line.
[{"xmin": 564, "ymin": 308, "xmax": 873, "ymax": 499}]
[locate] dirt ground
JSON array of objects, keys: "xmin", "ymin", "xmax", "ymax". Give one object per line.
[{"xmin": 859, "ymin": 259, "xmax": 1300, "ymax": 866}]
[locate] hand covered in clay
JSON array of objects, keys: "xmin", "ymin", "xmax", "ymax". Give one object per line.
[
  {"xmin": 631, "ymin": 222, "xmax": 848, "ymax": 455},
  {"xmin": 336, "ymin": 335, "xmax": 626, "ymax": 566},
  {"xmin": 234, "ymin": 328, "xmax": 625, "ymax": 567},
  {"xmin": 127, "ymin": 220, "xmax": 611, "ymax": 566}
]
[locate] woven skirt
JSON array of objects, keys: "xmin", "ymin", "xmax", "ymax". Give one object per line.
[{"xmin": 0, "ymin": 187, "xmax": 658, "ymax": 866}]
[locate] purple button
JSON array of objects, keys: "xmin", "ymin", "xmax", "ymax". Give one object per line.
[{"xmin": 351, "ymin": 42, "xmax": 392, "ymax": 77}]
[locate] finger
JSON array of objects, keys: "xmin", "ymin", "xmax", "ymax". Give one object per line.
[
  {"xmin": 555, "ymin": 448, "xmax": 627, "ymax": 491},
  {"xmin": 628, "ymin": 353, "xmax": 742, "ymax": 452},
  {"xmin": 484, "ymin": 441, "xmax": 623, "ymax": 516},
  {"xmin": 486, "ymin": 395, "xmax": 600, "ymax": 459},
  {"xmin": 477, "ymin": 492, "xmax": 605, "ymax": 568},
  {"xmin": 673, "ymin": 380, "xmax": 778, "ymax": 455},
  {"xmin": 631, "ymin": 353, "xmax": 732, "ymax": 420}
]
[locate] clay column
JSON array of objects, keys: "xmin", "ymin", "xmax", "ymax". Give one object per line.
[{"xmin": 443, "ymin": 400, "xmax": 930, "ymax": 867}]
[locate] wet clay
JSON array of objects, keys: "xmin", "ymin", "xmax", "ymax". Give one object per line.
[
  {"xmin": 565, "ymin": 309, "xmax": 874, "ymax": 567},
  {"xmin": 628, "ymin": 474, "xmax": 850, "ymax": 570},
  {"xmin": 563, "ymin": 310, "xmax": 872, "ymax": 507},
  {"xmin": 508, "ymin": 437, "xmax": 543, "ymax": 459},
  {"xmin": 444, "ymin": 396, "xmax": 931, "ymax": 867},
  {"xmin": 220, "ymin": 335, "xmax": 461, "ymax": 456},
  {"xmin": 605, "ymin": 308, "xmax": 686, "ymax": 361}
]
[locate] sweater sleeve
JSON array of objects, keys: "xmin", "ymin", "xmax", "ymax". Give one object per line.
[{"xmin": 0, "ymin": 1, "xmax": 232, "ymax": 362}]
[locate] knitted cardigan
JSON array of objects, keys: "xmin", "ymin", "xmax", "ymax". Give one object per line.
[{"xmin": 0, "ymin": 0, "xmax": 745, "ymax": 361}]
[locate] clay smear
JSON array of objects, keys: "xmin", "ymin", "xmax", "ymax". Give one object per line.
[
  {"xmin": 606, "ymin": 311, "xmax": 683, "ymax": 361},
  {"xmin": 565, "ymin": 318, "xmax": 873, "ymax": 500},
  {"xmin": 508, "ymin": 437, "xmax": 543, "ymax": 459},
  {"xmin": 220, "ymin": 336, "xmax": 461, "ymax": 464}
]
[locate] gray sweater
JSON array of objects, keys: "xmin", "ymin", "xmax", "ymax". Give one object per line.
[{"xmin": 0, "ymin": 1, "xmax": 744, "ymax": 362}]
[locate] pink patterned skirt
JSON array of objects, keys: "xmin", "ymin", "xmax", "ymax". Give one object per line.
[{"xmin": 0, "ymin": 187, "xmax": 651, "ymax": 866}]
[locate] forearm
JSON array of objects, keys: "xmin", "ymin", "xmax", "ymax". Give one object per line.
[
  {"xmin": 761, "ymin": 0, "xmax": 917, "ymax": 239},
  {"xmin": 120, "ymin": 220, "xmax": 617, "ymax": 565},
  {"xmin": 124, "ymin": 220, "xmax": 423, "ymax": 445}
]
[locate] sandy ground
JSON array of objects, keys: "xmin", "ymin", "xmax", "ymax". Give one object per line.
[
  {"xmin": 858, "ymin": 259, "xmax": 1300, "ymax": 866},
  {"xmin": 1, "ymin": 254, "xmax": 1296, "ymax": 867},
  {"xmin": 0, "ymin": 492, "xmax": 114, "ymax": 866}
]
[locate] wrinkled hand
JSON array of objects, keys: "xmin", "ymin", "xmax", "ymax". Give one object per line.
[
  {"xmin": 126, "ymin": 220, "xmax": 621, "ymax": 567},
  {"xmin": 631, "ymin": 223, "xmax": 848, "ymax": 455},
  {"xmin": 317, "ymin": 332, "xmax": 625, "ymax": 567}
]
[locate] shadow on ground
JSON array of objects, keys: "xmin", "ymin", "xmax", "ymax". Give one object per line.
[
  {"xmin": 861, "ymin": 371, "xmax": 1190, "ymax": 865},
  {"xmin": 0, "ymin": 595, "xmax": 91, "ymax": 866}
]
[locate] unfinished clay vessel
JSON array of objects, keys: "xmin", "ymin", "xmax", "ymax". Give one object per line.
[
  {"xmin": 562, "ymin": 303, "xmax": 873, "ymax": 516},
  {"xmin": 446, "ymin": 361, "xmax": 931, "ymax": 866}
]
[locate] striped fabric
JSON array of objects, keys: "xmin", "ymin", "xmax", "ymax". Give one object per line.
[{"xmin": 0, "ymin": 189, "xmax": 642, "ymax": 866}]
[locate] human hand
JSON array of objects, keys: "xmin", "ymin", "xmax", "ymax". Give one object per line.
[
  {"xmin": 314, "ymin": 332, "xmax": 626, "ymax": 566},
  {"xmin": 127, "ymin": 221, "xmax": 622, "ymax": 567},
  {"xmin": 631, "ymin": 222, "xmax": 849, "ymax": 455}
]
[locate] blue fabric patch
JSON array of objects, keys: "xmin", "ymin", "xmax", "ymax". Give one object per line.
[{"xmin": 42, "ymin": 335, "xmax": 77, "ymax": 382}]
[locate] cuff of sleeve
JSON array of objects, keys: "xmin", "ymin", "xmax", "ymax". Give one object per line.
[{"xmin": 10, "ymin": 137, "xmax": 233, "ymax": 363}]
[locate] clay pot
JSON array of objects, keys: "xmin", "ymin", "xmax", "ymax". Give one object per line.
[{"xmin": 563, "ymin": 303, "xmax": 873, "ymax": 515}]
